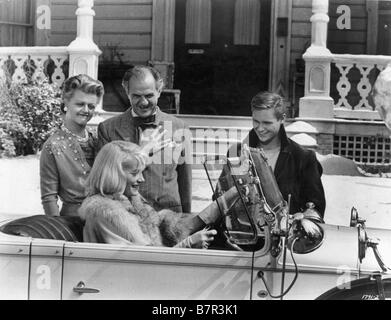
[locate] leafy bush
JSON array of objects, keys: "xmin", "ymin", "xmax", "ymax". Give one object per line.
[
  {"xmin": 0, "ymin": 80, "xmax": 23, "ymax": 157},
  {"xmin": 0, "ymin": 78, "xmax": 62, "ymax": 157}
]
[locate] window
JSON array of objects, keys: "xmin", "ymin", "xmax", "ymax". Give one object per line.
[
  {"xmin": 185, "ymin": 0, "xmax": 211, "ymax": 44},
  {"xmin": 233, "ymin": 0, "xmax": 261, "ymax": 45},
  {"xmin": 0, "ymin": 0, "xmax": 34, "ymax": 46}
]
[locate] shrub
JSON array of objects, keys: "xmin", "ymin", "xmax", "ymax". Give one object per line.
[
  {"xmin": 0, "ymin": 127, "xmax": 17, "ymax": 157},
  {"xmin": 0, "ymin": 80, "xmax": 23, "ymax": 157},
  {"xmin": 0, "ymin": 78, "xmax": 62, "ymax": 157}
]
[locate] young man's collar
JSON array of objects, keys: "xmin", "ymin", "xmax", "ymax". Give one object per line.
[{"xmin": 278, "ymin": 124, "xmax": 290, "ymax": 150}]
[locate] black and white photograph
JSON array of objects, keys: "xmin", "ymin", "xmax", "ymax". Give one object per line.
[{"xmin": 1, "ymin": 0, "xmax": 391, "ymax": 303}]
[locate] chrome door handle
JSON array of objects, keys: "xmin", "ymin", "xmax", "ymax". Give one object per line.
[{"xmin": 73, "ymin": 281, "xmax": 100, "ymax": 294}]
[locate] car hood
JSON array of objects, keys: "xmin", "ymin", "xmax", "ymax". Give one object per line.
[{"xmin": 277, "ymin": 223, "xmax": 391, "ymax": 276}]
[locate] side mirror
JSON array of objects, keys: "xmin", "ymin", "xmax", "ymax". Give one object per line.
[
  {"xmin": 350, "ymin": 207, "xmax": 358, "ymax": 227},
  {"xmin": 350, "ymin": 207, "xmax": 390, "ymax": 271},
  {"xmin": 350, "ymin": 207, "xmax": 366, "ymax": 227}
]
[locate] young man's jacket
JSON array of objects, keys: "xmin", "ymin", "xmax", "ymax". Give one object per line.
[
  {"xmin": 97, "ymin": 107, "xmax": 192, "ymax": 214},
  {"xmin": 226, "ymin": 125, "xmax": 326, "ymax": 218}
]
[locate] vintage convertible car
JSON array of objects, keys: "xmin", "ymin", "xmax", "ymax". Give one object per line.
[{"xmin": 1, "ymin": 149, "xmax": 391, "ymax": 300}]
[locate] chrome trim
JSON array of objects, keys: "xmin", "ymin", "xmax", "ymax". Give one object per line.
[{"xmin": 73, "ymin": 281, "xmax": 100, "ymax": 294}]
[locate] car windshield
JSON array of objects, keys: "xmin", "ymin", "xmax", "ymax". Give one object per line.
[{"xmin": 202, "ymin": 156, "xmax": 267, "ymax": 251}]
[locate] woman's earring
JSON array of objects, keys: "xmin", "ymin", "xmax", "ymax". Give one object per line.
[{"xmin": 64, "ymin": 106, "xmax": 68, "ymax": 112}]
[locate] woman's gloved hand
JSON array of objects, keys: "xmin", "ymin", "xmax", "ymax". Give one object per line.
[{"xmin": 188, "ymin": 228, "xmax": 217, "ymax": 249}]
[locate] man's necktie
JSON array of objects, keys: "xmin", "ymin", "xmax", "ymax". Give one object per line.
[{"xmin": 134, "ymin": 114, "xmax": 158, "ymax": 131}]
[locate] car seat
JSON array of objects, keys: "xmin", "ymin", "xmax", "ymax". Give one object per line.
[{"xmin": 0, "ymin": 215, "xmax": 84, "ymax": 242}]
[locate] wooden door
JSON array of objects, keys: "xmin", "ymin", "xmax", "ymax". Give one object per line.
[
  {"xmin": 377, "ymin": 0, "xmax": 391, "ymax": 55},
  {"xmin": 174, "ymin": 0, "xmax": 271, "ymax": 116}
]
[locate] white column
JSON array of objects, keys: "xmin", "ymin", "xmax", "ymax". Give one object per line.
[
  {"xmin": 67, "ymin": 0, "xmax": 104, "ymax": 122},
  {"xmin": 67, "ymin": 0, "xmax": 101, "ymax": 79},
  {"xmin": 299, "ymin": 0, "xmax": 334, "ymax": 119}
]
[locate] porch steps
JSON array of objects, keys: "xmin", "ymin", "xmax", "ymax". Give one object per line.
[
  {"xmin": 285, "ymin": 121, "xmax": 319, "ymax": 150},
  {"xmin": 89, "ymin": 113, "xmax": 319, "ymax": 159}
]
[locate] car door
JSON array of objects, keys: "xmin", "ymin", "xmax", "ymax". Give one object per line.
[
  {"xmin": 0, "ymin": 232, "xmax": 31, "ymax": 299},
  {"xmin": 28, "ymin": 238, "xmax": 65, "ymax": 300},
  {"xmin": 61, "ymin": 242, "xmax": 254, "ymax": 300}
]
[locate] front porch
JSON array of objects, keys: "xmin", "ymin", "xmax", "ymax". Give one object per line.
[{"xmin": 1, "ymin": 0, "xmax": 390, "ymax": 165}]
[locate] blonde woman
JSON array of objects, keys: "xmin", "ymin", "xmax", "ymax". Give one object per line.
[
  {"xmin": 40, "ymin": 74, "xmax": 104, "ymax": 216},
  {"xmin": 79, "ymin": 141, "xmax": 239, "ymax": 248}
]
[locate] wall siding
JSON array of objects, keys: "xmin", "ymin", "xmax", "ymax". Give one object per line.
[
  {"xmin": 50, "ymin": 0, "xmax": 153, "ymax": 64},
  {"xmin": 290, "ymin": 0, "xmax": 311, "ymax": 68},
  {"xmin": 290, "ymin": 0, "xmax": 369, "ymax": 64},
  {"xmin": 49, "ymin": 0, "xmax": 371, "ymax": 114},
  {"xmin": 290, "ymin": 0, "xmax": 312, "ymax": 110},
  {"xmin": 0, "ymin": 0, "xmax": 33, "ymax": 46},
  {"xmin": 328, "ymin": 1, "xmax": 367, "ymax": 54}
]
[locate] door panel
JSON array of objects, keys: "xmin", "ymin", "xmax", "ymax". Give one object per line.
[
  {"xmin": 0, "ymin": 235, "xmax": 31, "ymax": 300},
  {"xmin": 62, "ymin": 243, "xmax": 253, "ymax": 300},
  {"xmin": 174, "ymin": 0, "xmax": 271, "ymax": 116},
  {"xmin": 29, "ymin": 239, "xmax": 64, "ymax": 300}
]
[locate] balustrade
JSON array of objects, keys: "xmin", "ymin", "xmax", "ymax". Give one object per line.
[
  {"xmin": 0, "ymin": 0, "xmax": 102, "ymax": 117},
  {"xmin": 0, "ymin": 47, "xmax": 68, "ymax": 86},
  {"xmin": 0, "ymin": 0, "xmax": 99, "ymax": 88},
  {"xmin": 300, "ymin": 0, "xmax": 391, "ymax": 121},
  {"xmin": 332, "ymin": 54, "xmax": 391, "ymax": 116}
]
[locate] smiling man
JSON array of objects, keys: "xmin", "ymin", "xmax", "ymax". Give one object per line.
[
  {"xmin": 227, "ymin": 91, "xmax": 326, "ymax": 217},
  {"xmin": 97, "ymin": 65, "xmax": 192, "ymax": 214}
]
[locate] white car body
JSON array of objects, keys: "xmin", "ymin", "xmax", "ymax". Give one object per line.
[{"xmin": 1, "ymin": 216, "xmax": 390, "ymax": 300}]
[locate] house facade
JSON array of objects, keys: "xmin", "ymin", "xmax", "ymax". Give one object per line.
[
  {"xmin": 3, "ymin": 0, "xmax": 389, "ymax": 114},
  {"xmin": 1, "ymin": 0, "xmax": 391, "ymax": 162}
]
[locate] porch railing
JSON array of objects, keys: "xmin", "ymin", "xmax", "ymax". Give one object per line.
[
  {"xmin": 0, "ymin": 46, "xmax": 69, "ymax": 86},
  {"xmin": 299, "ymin": 0, "xmax": 391, "ymax": 122},
  {"xmin": 0, "ymin": 0, "xmax": 100, "ymax": 84},
  {"xmin": 331, "ymin": 54, "xmax": 391, "ymax": 120},
  {"xmin": 0, "ymin": 0, "xmax": 101, "ymax": 112}
]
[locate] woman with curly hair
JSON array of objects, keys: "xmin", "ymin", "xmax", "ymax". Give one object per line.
[
  {"xmin": 79, "ymin": 140, "xmax": 239, "ymax": 249},
  {"xmin": 39, "ymin": 74, "xmax": 104, "ymax": 216}
]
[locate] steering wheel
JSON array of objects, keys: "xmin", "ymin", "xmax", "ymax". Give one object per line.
[
  {"xmin": 206, "ymin": 221, "xmax": 243, "ymax": 251},
  {"xmin": 223, "ymin": 231, "xmax": 245, "ymax": 251}
]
